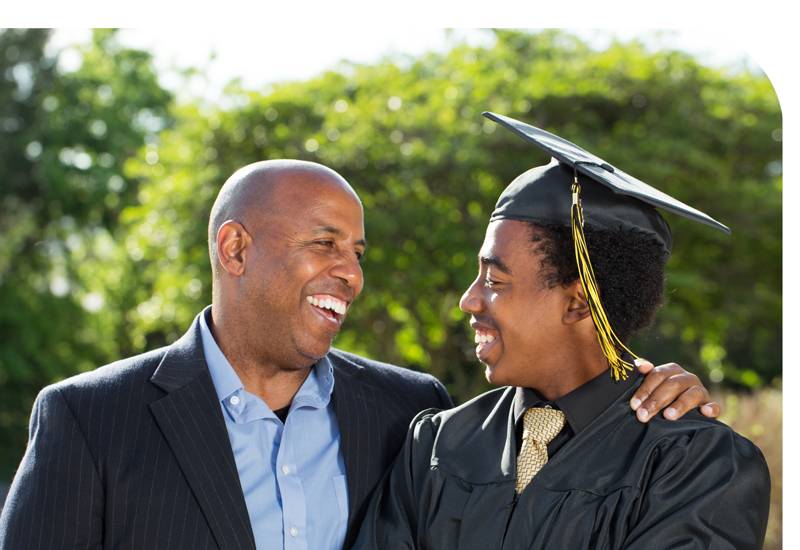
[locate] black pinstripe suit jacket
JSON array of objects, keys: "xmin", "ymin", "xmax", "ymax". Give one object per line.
[{"xmin": 0, "ymin": 313, "xmax": 453, "ymax": 550}]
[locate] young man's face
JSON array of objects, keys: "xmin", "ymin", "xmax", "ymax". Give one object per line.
[{"xmin": 459, "ymin": 220, "xmax": 568, "ymax": 388}]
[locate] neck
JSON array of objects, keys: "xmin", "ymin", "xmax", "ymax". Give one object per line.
[
  {"xmin": 209, "ymin": 305, "xmax": 312, "ymax": 410},
  {"xmin": 530, "ymin": 338, "xmax": 609, "ymax": 402}
]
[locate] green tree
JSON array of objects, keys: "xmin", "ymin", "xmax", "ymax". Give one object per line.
[
  {"xmin": 115, "ymin": 30, "xmax": 781, "ymax": 404},
  {"xmin": 0, "ymin": 29, "xmax": 172, "ymax": 476},
  {"xmin": 0, "ymin": 29, "xmax": 781, "ymax": 476}
]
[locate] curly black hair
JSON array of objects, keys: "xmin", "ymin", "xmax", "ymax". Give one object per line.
[{"xmin": 527, "ymin": 222, "xmax": 669, "ymax": 344}]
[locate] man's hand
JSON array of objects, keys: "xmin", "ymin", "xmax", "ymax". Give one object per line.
[{"xmin": 630, "ymin": 359, "xmax": 720, "ymax": 422}]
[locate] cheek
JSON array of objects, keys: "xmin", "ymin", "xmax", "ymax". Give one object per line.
[
  {"xmin": 496, "ymin": 292, "xmax": 556, "ymax": 340},
  {"xmin": 282, "ymin": 253, "xmax": 327, "ymax": 288}
]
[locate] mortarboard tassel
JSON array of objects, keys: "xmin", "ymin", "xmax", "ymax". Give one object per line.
[{"xmin": 571, "ymin": 166, "xmax": 639, "ymax": 381}]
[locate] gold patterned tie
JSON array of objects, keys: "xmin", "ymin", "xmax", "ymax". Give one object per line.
[{"xmin": 515, "ymin": 407, "xmax": 566, "ymax": 494}]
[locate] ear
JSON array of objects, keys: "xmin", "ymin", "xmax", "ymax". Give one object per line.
[
  {"xmin": 563, "ymin": 279, "xmax": 592, "ymax": 324},
  {"xmin": 217, "ymin": 221, "xmax": 252, "ymax": 276}
]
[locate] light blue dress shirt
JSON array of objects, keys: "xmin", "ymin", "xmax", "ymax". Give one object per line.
[{"xmin": 199, "ymin": 309, "xmax": 349, "ymax": 550}]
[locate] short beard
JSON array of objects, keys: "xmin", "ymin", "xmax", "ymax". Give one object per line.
[{"xmin": 289, "ymin": 330, "xmax": 335, "ymax": 365}]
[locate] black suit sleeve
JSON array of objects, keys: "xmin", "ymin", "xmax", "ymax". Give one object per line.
[
  {"xmin": 431, "ymin": 380, "xmax": 454, "ymax": 411},
  {"xmin": 0, "ymin": 387, "xmax": 104, "ymax": 550}
]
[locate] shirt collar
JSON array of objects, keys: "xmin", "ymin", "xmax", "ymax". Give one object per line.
[
  {"xmin": 514, "ymin": 365, "xmax": 641, "ymax": 435},
  {"xmin": 200, "ymin": 306, "xmax": 243, "ymax": 403},
  {"xmin": 199, "ymin": 306, "xmax": 336, "ymax": 408}
]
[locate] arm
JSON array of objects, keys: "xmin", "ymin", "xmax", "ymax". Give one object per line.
[
  {"xmin": 622, "ymin": 424, "xmax": 770, "ymax": 550},
  {"xmin": 431, "ymin": 379, "xmax": 454, "ymax": 410},
  {"xmin": 631, "ymin": 359, "xmax": 720, "ymax": 422},
  {"xmin": 0, "ymin": 387, "xmax": 104, "ymax": 550}
]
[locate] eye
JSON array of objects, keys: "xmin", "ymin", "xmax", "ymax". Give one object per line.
[
  {"xmin": 484, "ymin": 277, "xmax": 498, "ymax": 287},
  {"xmin": 356, "ymin": 250, "xmax": 365, "ymax": 263}
]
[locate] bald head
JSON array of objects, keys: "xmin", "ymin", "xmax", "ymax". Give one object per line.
[
  {"xmin": 208, "ymin": 160, "xmax": 360, "ymax": 266},
  {"xmin": 208, "ymin": 160, "xmax": 366, "ymax": 372}
]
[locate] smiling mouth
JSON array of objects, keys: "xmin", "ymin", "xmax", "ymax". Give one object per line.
[
  {"xmin": 474, "ymin": 328, "xmax": 499, "ymax": 360},
  {"xmin": 306, "ymin": 294, "xmax": 348, "ymax": 325}
]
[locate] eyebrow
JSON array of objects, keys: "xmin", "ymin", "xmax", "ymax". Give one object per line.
[
  {"xmin": 479, "ymin": 254, "xmax": 513, "ymax": 275},
  {"xmin": 314, "ymin": 225, "xmax": 368, "ymax": 249}
]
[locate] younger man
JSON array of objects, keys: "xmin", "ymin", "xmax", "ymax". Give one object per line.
[{"xmin": 353, "ymin": 114, "xmax": 770, "ymax": 550}]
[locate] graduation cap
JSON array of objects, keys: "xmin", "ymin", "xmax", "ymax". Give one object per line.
[{"xmin": 483, "ymin": 111, "xmax": 730, "ymax": 380}]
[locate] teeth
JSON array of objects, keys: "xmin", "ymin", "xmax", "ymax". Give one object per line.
[
  {"xmin": 475, "ymin": 331, "xmax": 497, "ymax": 344},
  {"xmin": 308, "ymin": 295, "xmax": 348, "ymax": 315}
]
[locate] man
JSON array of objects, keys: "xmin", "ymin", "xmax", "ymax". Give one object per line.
[
  {"xmin": 0, "ymin": 160, "xmax": 721, "ymax": 550},
  {"xmin": 353, "ymin": 115, "xmax": 770, "ymax": 549}
]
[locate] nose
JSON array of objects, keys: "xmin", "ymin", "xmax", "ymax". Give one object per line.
[
  {"xmin": 459, "ymin": 278, "xmax": 483, "ymax": 314},
  {"xmin": 330, "ymin": 252, "xmax": 364, "ymax": 295}
]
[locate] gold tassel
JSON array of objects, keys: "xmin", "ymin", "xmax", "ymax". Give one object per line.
[{"xmin": 571, "ymin": 179, "xmax": 638, "ymax": 381}]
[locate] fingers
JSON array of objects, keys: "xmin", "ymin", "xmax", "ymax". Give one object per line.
[
  {"xmin": 634, "ymin": 357, "xmax": 654, "ymax": 375},
  {"xmin": 630, "ymin": 361, "xmax": 712, "ymax": 423},
  {"xmin": 629, "ymin": 358, "xmax": 655, "ymax": 415},
  {"xmin": 700, "ymin": 402, "xmax": 721, "ymax": 419},
  {"xmin": 659, "ymin": 385, "xmax": 710, "ymax": 420},
  {"xmin": 630, "ymin": 360, "xmax": 682, "ymax": 416}
]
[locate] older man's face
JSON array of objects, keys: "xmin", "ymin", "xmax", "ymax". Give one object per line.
[{"xmin": 240, "ymin": 171, "xmax": 366, "ymax": 369}]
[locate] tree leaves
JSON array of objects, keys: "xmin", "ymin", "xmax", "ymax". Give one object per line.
[{"xmin": 0, "ymin": 29, "xmax": 781, "ymax": 476}]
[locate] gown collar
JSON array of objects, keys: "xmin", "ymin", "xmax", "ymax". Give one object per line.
[{"xmin": 514, "ymin": 366, "xmax": 642, "ymax": 436}]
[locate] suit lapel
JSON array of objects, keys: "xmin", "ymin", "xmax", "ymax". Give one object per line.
[
  {"xmin": 149, "ymin": 313, "xmax": 256, "ymax": 550},
  {"xmin": 330, "ymin": 355, "xmax": 387, "ymax": 549}
]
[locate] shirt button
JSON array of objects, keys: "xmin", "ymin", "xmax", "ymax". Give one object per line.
[
  {"xmin": 230, "ymin": 395, "xmax": 240, "ymax": 406},
  {"xmin": 282, "ymin": 465, "xmax": 290, "ymax": 475},
  {"xmin": 544, "ymin": 405, "xmax": 552, "ymax": 409},
  {"xmin": 290, "ymin": 526, "xmax": 298, "ymax": 537}
]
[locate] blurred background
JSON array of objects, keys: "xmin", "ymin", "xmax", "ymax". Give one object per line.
[{"xmin": 0, "ymin": 28, "xmax": 782, "ymax": 546}]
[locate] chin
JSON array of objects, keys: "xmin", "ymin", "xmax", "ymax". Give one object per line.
[
  {"xmin": 484, "ymin": 364, "xmax": 506, "ymax": 387},
  {"xmin": 484, "ymin": 360, "xmax": 526, "ymax": 388},
  {"xmin": 290, "ymin": 334, "xmax": 335, "ymax": 365},
  {"xmin": 298, "ymin": 342, "xmax": 332, "ymax": 363}
]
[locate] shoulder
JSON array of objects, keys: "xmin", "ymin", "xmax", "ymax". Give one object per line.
[
  {"xmin": 405, "ymin": 387, "xmax": 512, "ymax": 436},
  {"xmin": 39, "ymin": 346, "xmax": 170, "ymax": 410},
  {"xmin": 623, "ymin": 410, "xmax": 769, "ymax": 483},
  {"xmin": 328, "ymin": 347, "xmax": 453, "ymax": 412},
  {"xmin": 425, "ymin": 386, "xmax": 512, "ymax": 432},
  {"xmin": 440, "ymin": 386, "xmax": 512, "ymax": 419},
  {"xmin": 609, "ymin": 409, "xmax": 771, "ymax": 544},
  {"xmin": 401, "ymin": 388, "xmax": 515, "ymax": 484},
  {"xmin": 407, "ymin": 387, "xmax": 513, "ymax": 445},
  {"xmin": 643, "ymin": 411, "xmax": 763, "ymax": 455},
  {"xmin": 328, "ymin": 348, "xmax": 444, "ymax": 390}
]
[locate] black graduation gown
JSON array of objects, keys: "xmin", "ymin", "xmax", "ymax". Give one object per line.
[{"xmin": 353, "ymin": 380, "xmax": 770, "ymax": 550}]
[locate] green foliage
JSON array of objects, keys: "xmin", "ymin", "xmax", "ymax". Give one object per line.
[
  {"xmin": 0, "ymin": 29, "xmax": 172, "ymax": 476},
  {"xmin": 0, "ymin": 29, "xmax": 781, "ymax": 476}
]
